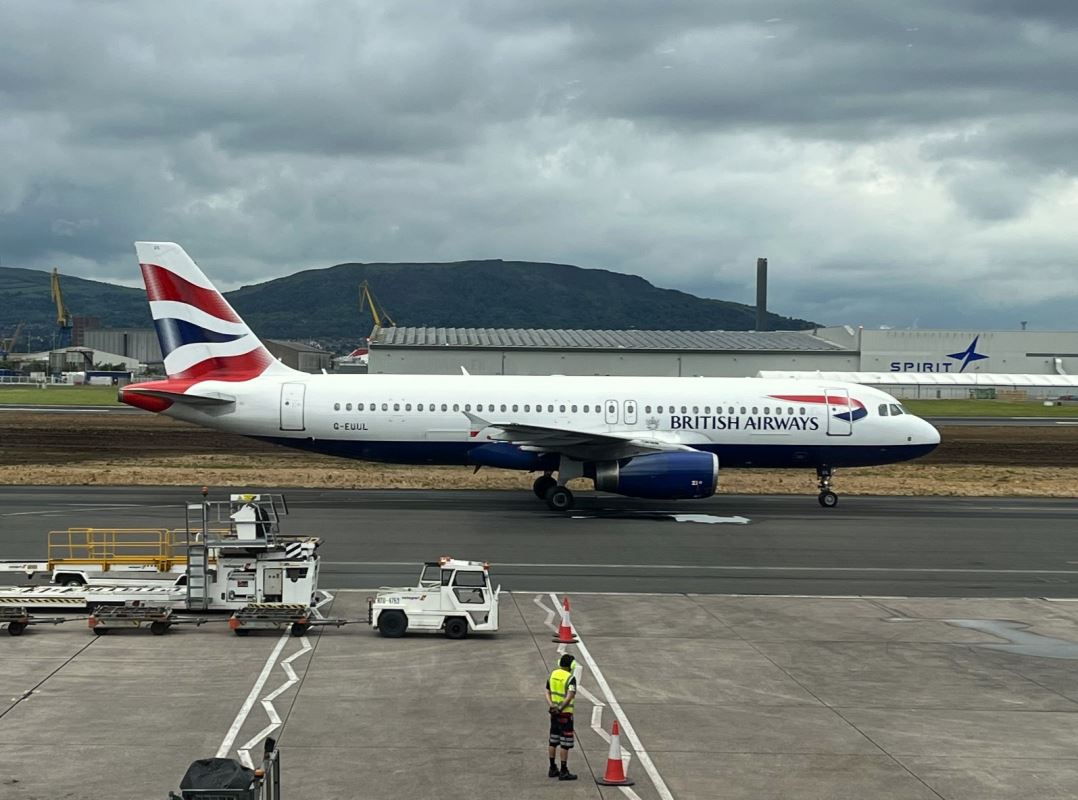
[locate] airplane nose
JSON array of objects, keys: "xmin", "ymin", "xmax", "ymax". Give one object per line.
[{"xmin": 920, "ymin": 418, "xmax": 941, "ymax": 447}]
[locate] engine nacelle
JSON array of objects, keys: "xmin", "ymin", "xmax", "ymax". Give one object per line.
[{"xmin": 593, "ymin": 451, "xmax": 719, "ymax": 500}]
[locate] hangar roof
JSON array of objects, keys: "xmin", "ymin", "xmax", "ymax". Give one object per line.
[{"xmin": 371, "ymin": 327, "xmax": 846, "ymax": 352}]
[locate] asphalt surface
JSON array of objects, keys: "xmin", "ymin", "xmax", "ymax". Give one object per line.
[
  {"xmin": 926, "ymin": 416, "xmax": 1078, "ymax": 427},
  {"xmin": 2, "ymin": 486, "xmax": 1077, "ymax": 597}
]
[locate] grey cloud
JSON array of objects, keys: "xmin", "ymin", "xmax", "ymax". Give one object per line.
[{"xmin": 1, "ymin": 0, "xmax": 1077, "ymax": 329}]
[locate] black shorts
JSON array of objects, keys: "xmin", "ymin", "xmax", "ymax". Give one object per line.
[{"xmin": 548, "ymin": 712, "xmax": 574, "ymax": 749}]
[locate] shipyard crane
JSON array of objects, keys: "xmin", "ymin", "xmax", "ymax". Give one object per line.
[
  {"xmin": 359, "ymin": 280, "xmax": 396, "ymax": 331},
  {"xmin": 50, "ymin": 268, "xmax": 73, "ymax": 348},
  {"xmin": 0, "ymin": 321, "xmax": 23, "ymax": 359}
]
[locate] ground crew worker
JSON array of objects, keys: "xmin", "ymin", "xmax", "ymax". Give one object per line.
[{"xmin": 545, "ymin": 653, "xmax": 578, "ymax": 781}]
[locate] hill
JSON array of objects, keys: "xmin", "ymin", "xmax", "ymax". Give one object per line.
[{"xmin": 0, "ymin": 260, "xmax": 814, "ymax": 353}]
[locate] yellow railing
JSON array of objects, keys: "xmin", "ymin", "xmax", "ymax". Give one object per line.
[{"xmin": 48, "ymin": 528, "xmax": 189, "ymax": 572}]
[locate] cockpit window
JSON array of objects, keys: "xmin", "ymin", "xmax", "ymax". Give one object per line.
[
  {"xmin": 878, "ymin": 404, "xmax": 889, "ymax": 417},
  {"xmin": 889, "ymin": 403, "xmax": 904, "ymax": 416}
]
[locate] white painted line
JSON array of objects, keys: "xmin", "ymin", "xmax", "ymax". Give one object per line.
[
  {"xmin": 237, "ymin": 636, "xmax": 313, "ymax": 769},
  {"xmin": 324, "ymin": 560, "xmax": 1078, "ymax": 575},
  {"xmin": 217, "ymin": 633, "xmax": 290, "ymax": 759}
]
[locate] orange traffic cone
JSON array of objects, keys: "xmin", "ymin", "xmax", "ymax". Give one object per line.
[
  {"xmin": 597, "ymin": 720, "xmax": 634, "ymax": 786},
  {"xmin": 552, "ymin": 596, "xmax": 579, "ymax": 644}
]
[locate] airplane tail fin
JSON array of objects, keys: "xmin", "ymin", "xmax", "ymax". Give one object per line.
[{"xmin": 134, "ymin": 242, "xmax": 297, "ymax": 383}]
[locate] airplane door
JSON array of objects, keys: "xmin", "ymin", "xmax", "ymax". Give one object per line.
[
  {"xmin": 824, "ymin": 387, "xmax": 852, "ymax": 436},
  {"xmin": 623, "ymin": 399, "xmax": 638, "ymax": 425},
  {"xmin": 604, "ymin": 399, "xmax": 619, "ymax": 425},
  {"xmin": 280, "ymin": 383, "xmax": 305, "ymax": 431}
]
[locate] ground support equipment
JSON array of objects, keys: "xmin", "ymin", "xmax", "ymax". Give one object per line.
[
  {"xmin": 88, "ymin": 604, "xmax": 207, "ymax": 636},
  {"xmin": 169, "ymin": 737, "xmax": 281, "ymax": 800},
  {"xmin": 228, "ymin": 603, "xmax": 349, "ymax": 637},
  {"xmin": 1, "ymin": 605, "xmax": 70, "ymax": 636}
]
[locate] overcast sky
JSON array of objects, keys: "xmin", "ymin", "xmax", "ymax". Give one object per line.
[{"xmin": 1, "ymin": 1, "xmax": 1076, "ymax": 329}]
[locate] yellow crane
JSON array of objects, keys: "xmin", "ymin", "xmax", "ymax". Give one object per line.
[
  {"xmin": 359, "ymin": 280, "xmax": 396, "ymax": 330},
  {"xmin": 50, "ymin": 268, "xmax": 73, "ymax": 347},
  {"xmin": 0, "ymin": 321, "xmax": 23, "ymax": 358}
]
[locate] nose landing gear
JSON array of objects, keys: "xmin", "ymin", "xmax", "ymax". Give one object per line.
[{"xmin": 817, "ymin": 465, "xmax": 838, "ymax": 508}]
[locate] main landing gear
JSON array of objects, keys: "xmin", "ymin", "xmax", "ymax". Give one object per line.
[
  {"xmin": 532, "ymin": 473, "xmax": 574, "ymax": 511},
  {"xmin": 816, "ymin": 465, "xmax": 838, "ymax": 508}
]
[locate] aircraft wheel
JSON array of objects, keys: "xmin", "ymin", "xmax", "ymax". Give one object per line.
[
  {"xmin": 546, "ymin": 486, "xmax": 574, "ymax": 512},
  {"xmin": 150, "ymin": 621, "xmax": 170, "ymax": 636},
  {"xmin": 533, "ymin": 475, "xmax": 557, "ymax": 499},
  {"xmin": 818, "ymin": 491, "xmax": 838, "ymax": 508}
]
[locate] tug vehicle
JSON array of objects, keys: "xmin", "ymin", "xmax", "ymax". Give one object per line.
[{"xmin": 368, "ymin": 557, "xmax": 500, "ymax": 639}]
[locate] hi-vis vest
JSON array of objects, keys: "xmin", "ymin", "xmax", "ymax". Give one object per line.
[{"xmin": 549, "ymin": 667, "xmax": 575, "ymax": 714}]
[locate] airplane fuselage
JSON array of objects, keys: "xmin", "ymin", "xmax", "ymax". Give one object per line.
[{"xmin": 157, "ymin": 373, "xmax": 940, "ymax": 470}]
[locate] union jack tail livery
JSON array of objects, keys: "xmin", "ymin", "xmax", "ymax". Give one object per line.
[
  {"xmin": 136, "ymin": 242, "xmax": 295, "ymax": 385},
  {"xmin": 120, "ymin": 243, "xmax": 297, "ymax": 412}
]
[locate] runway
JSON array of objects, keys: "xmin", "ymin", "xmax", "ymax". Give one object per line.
[
  {"xmin": 3, "ymin": 486, "xmax": 1077, "ymax": 597},
  {"xmin": 926, "ymin": 415, "xmax": 1078, "ymax": 427}
]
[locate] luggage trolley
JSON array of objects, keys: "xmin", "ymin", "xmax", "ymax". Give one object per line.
[
  {"xmin": 0, "ymin": 605, "xmax": 69, "ymax": 636},
  {"xmin": 169, "ymin": 738, "xmax": 281, "ymax": 800}
]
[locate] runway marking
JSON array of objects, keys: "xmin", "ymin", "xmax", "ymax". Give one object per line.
[
  {"xmin": 237, "ymin": 636, "xmax": 313, "ymax": 769},
  {"xmin": 217, "ymin": 633, "xmax": 290, "ymax": 759},
  {"xmin": 534, "ymin": 594, "xmax": 672, "ymax": 800},
  {"xmin": 324, "ymin": 560, "xmax": 1078, "ymax": 576},
  {"xmin": 0, "ymin": 503, "xmax": 174, "ymax": 517}
]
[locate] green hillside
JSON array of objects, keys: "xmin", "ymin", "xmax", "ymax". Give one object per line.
[{"xmin": 1, "ymin": 260, "xmax": 814, "ymax": 353}]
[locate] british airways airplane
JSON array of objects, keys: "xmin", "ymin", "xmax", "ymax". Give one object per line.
[{"xmin": 120, "ymin": 242, "xmax": 940, "ymax": 510}]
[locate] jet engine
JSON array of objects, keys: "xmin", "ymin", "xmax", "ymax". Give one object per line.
[{"xmin": 593, "ymin": 451, "xmax": 719, "ymax": 499}]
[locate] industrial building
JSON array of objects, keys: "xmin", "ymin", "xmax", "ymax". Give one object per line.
[
  {"xmin": 367, "ymin": 328, "xmax": 857, "ymax": 376},
  {"xmin": 367, "ymin": 326, "xmax": 1078, "ymax": 393},
  {"xmin": 264, "ymin": 340, "xmax": 332, "ymax": 373},
  {"xmin": 83, "ymin": 328, "xmax": 162, "ymax": 365}
]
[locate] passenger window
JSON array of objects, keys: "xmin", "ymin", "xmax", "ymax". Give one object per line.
[
  {"xmin": 752, "ymin": 407, "xmax": 758, "ymax": 414},
  {"xmin": 548, "ymin": 405, "xmax": 554, "ymax": 413},
  {"xmin": 571, "ymin": 404, "xmax": 578, "ymax": 413},
  {"xmin": 879, "ymin": 404, "xmax": 889, "ymax": 416},
  {"xmin": 357, "ymin": 403, "xmax": 364, "ymax": 411},
  {"xmin": 763, "ymin": 407, "xmax": 770, "ymax": 415},
  {"xmin": 500, "ymin": 404, "xmax": 507, "ymax": 412},
  {"xmin": 441, "ymin": 404, "xmax": 448, "ymax": 411},
  {"xmin": 608, "ymin": 403, "xmax": 616, "ymax": 414},
  {"xmin": 405, "ymin": 403, "xmax": 412, "ymax": 411},
  {"xmin": 740, "ymin": 407, "xmax": 746, "ymax": 415},
  {"xmin": 890, "ymin": 404, "xmax": 904, "ymax": 415},
  {"xmin": 333, "ymin": 402, "xmax": 340, "ymax": 411},
  {"xmin": 704, "ymin": 406, "xmax": 710, "ymax": 414},
  {"xmin": 417, "ymin": 403, "xmax": 423, "ymax": 411},
  {"xmin": 692, "ymin": 406, "xmax": 698, "ymax": 414},
  {"xmin": 799, "ymin": 407, "xmax": 806, "ymax": 415},
  {"xmin": 559, "ymin": 405, "xmax": 566, "ymax": 413},
  {"xmin": 788, "ymin": 407, "xmax": 794, "ymax": 415},
  {"xmin": 381, "ymin": 402, "xmax": 388, "ymax": 411},
  {"xmin": 512, "ymin": 404, "xmax": 518, "ymax": 412},
  {"xmin": 657, "ymin": 405, "xmax": 663, "ymax": 413},
  {"xmin": 453, "ymin": 404, "xmax": 460, "ymax": 412},
  {"xmin": 524, "ymin": 404, "xmax": 531, "ymax": 412}
]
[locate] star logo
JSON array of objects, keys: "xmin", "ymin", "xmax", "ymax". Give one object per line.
[{"xmin": 946, "ymin": 336, "xmax": 989, "ymax": 372}]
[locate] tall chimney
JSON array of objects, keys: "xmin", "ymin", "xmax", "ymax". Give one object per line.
[{"xmin": 755, "ymin": 257, "xmax": 768, "ymax": 332}]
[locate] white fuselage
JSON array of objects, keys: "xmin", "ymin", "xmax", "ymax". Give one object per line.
[{"xmin": 161, "ymin": 374, "xmax": 940, "ymax": 470}]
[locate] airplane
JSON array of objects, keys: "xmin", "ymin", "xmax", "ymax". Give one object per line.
[{"xmin": 120, "ymin": 242, "xmax": 941, "ymax": 510}]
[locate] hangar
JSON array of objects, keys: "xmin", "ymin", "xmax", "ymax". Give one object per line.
[{"xmin": 367, "ymin": 327, "xmax": 858, "ymax": 377}]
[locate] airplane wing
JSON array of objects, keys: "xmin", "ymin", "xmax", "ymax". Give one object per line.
[{"xmin": 463, "ymin": 412, "xmax": 696, "ymax": 460}]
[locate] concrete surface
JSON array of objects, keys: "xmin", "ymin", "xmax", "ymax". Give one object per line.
[
  {"xmin": 3, "ymin": 487, "xmax": 1078, "ymax": 596},
  {"xmin": 3, "ymin": 593, "xmax": 1078, "ymax": 799}
]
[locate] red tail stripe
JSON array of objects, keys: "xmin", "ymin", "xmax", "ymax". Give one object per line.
[
  {"xmin": 170, "ymin": 347, "xmax": 274, "ymax": 384},
  {"xmin": 140, "ymin": 263, "xmax": 241, "ymax": 324}
]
